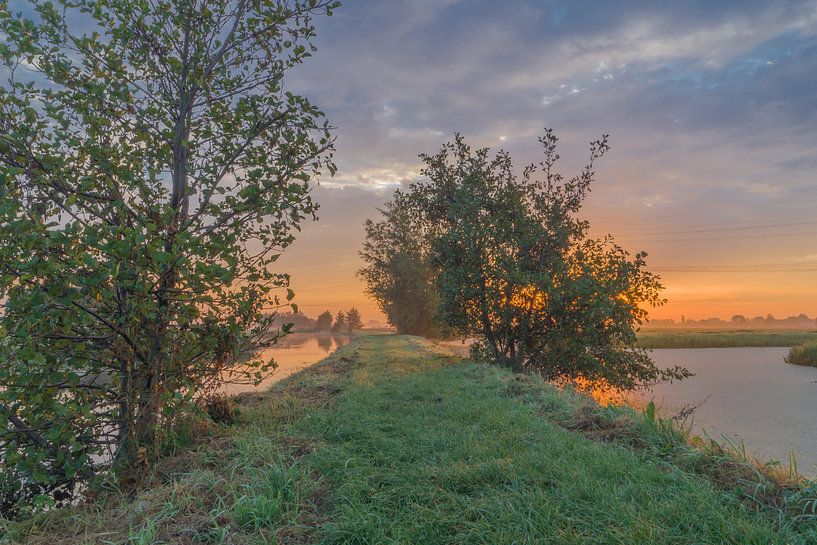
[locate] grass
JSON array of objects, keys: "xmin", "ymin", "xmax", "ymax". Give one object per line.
[
  {"xmin": 637, "ymin": 328, "xmax": 817, "ymax": 349},
  {"xmin": 4, "ymin": 335, "xmax": 816, "ymax": 544},
  {"xmin": 786, "ymin": 340, "xmax": 817, "ymax": 367}
]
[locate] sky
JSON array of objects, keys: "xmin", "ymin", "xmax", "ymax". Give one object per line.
[{"xmin": 276, "ymin": 0, "xmax": 817, "ymax": 324}]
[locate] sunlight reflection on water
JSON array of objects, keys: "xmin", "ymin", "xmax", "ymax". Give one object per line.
[{"xmin": 220, "ymin": 332, "xmax": 351, "ymax": 395}]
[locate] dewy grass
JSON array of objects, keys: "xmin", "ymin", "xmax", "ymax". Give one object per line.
[
  {"xmin": 786, "ymin": 340, "xmax": 817, "ymax": 367},
  {"xmin": 5, "ymin": 335, "xmax": 817, "ymax": 544}
]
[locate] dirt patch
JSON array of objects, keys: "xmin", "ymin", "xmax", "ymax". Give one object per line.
[
  {"xmin": 276, "ymin": 525, "xmax": 314, "ymax": 545},
  {"xmin": 499, "ymin": 375, "xmax": 539, "ymax": 399},
  {"xmin": 161, "ymin": 513, "xmax": 232, "ymax": 545},
  {"xmin": 150, "ymin": 450, "xmax": 205, "ymax": 484},
  {"xmin": 281, "ymin": 435, "xmax": 317, "ymax": 459},
  {"xmin": 561, "ymin": 404, "xmax": 643, "ymax": 445},
  {"xmin": 266, "ymin": 477, "xmax": 333, "ymax": 545},
  {"xmin": 205, "ymin": 394, "xmax": 241, "ymax": 424},
  {"xmin": 282, "ymin": 382, "xmax": 343, "ymax": 407}
]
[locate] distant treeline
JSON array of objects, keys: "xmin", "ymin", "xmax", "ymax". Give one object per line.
[
  {"xmin": 270, "ymin": 308, "xmax": 364, "ymax": 333},
  {"xmin": 648, "ymin": 313, "xmax": 817, "ymax": 329}
]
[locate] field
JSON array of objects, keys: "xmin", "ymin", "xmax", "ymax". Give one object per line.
[
  {"xmin": 637, "ymin": 328, "xmax": 817, "ymax": 349},
  {"xmin": 5, "ymin": 335, "xmax": 816, "ymax": 544}
]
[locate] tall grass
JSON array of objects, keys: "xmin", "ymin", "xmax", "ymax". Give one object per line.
[
  {"xmin": 638, "ymin": 329, "xmax": 817, "ymax": 349},
  {"xmin": 786, "ymin": 340, "xmax": 817, "ymax": 367}
]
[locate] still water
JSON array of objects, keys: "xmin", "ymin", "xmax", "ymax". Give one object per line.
[
  {"xmin": 643, "ymin": 348, "xmax": 817, "ymax": 476},
  {"xmin": 221, "ymin": 332, "xmax": 351, "ymax": 395}
]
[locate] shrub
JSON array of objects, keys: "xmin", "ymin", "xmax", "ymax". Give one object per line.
[
  {"xmin": 362, "ymin": 130, "xmax": 689, "ymax": 389},
  {"xmin": 786, "ymin": 340, "xmax": 817, "ymax": 367}
]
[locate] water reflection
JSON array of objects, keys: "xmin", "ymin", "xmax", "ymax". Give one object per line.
[
  {"xmin": 317, "ymin": 334, "xmax": 333, "ymax": 352},
  {"xmin": 641, "ymin": 348, "xmax": 817, "ymax": 476},
  {"xmin": 221, "ymin": 333, "xmax": 351, "ymax": 395}
]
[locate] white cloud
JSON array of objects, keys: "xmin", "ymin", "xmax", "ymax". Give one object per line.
[
  {"xmin": 386, "ymin": 127, "xmax": 444, "ymax": 140},
  {"xmin": 375, "ymin": 104, "xmax": 396, "ymax": 120},
  {"xmin": 321, "ymin": 163, "xmax": 421, "ymax": 191}
]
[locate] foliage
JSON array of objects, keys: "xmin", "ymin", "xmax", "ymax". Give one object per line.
[
  {"xmin": 786, "ymin": 340, "xmax": 817, "ymax": 367},
  {"xmin": 331, "ymin": 310, "xmax": 346, "ymax": 333},
  {"xmin": 0, "ymin": 0, "xmax": 338, "ymax": 515},
  {"xmin": 371, "ymin": 130, "xmax": 688, "ymax": 389},
  {"xmin": 315, "ymin": 310, "xmax": 333, "ymax": 331},
  {"xmin": 359, "ymin": 191, "xmax": 443, "ymax": 337},
  {"xmin": 345, "ymin": 307, "xmax": 362, "ymax": 332},
  {"xmin": 271, "ymin": 311, "xmax": 316, "ymax": 331}
]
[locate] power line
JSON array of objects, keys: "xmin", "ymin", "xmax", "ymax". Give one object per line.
[
  {"xmin": 616, "ymin": 230, "xmax": 817, "ymax": 243},
  {"xmin": 593, "ymin": 196, "xmax": 817, "ymax": 223},
  {"xmin": 615, "ymin": 219, "xmax": 817, "ymax": 237},
  {"xmin": 650, "ymin": 260, "xmax": 817, "ymax": 273},
  {"xmin": 652, "ymin": 261, "xmax": 817, "ymax": 268},
  {"xmin": 652, "ymin": 268, "xmax": 817, "ymax": 273}
]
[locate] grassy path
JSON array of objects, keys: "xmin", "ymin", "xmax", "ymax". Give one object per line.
[{"xmin": 6, "ymin": 335, "xmax": 811, "ymax": 544}]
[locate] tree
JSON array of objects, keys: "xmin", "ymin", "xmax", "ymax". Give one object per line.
[
  {"xmin": 332, "ymin": 310, "xmax": 346, "ymax": 333},
  {"xmin": 359, "ymin": 191, "xmax": 443, "ymax": 337},
  {"xmin": 315, "ymin": 310, "xmax": 333, "ymax": 331},
  {"xmin": 346, "ymin": 307, "xmax": 363, "ymax": 332},
  {"xmin": 393, "ymin": 130, "xmax": 689, "ymax": 389},
  {"xmin": 0, "ymin": 0, "xmax": 339, "ymax": 514},
  {"xmin": 731, "ymin": 315, "xmax": 747, "ymax": 324},
  {"xmin": 271, "ymin": 312, "xmax": 316, "ymax": 331}
]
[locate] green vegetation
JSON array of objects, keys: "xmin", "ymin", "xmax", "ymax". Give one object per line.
[
  {"xmin": 361, "ymin": 131, "xmax": 687, "ymax": 389},
  {"xmin": 7, "ymin": 335, "xmax": 815, "ymax": 544},
  {"xmin": 638, "ymin": 329, "xmax": 817, "ymax": 349},
  {"xmin": 331, "ymin": 310, "xmax": 346, "ymax": 333},
  {"xmin": 786, "ymin": 340, "xmax": 817, "ymax": 367},
  {"xmin": 359, "ymin": 191, "xmax": 444, "ymax": 338},
  {"xmin": 316, "ymin": 310, "xmax": 334, "ymax": 332},
  {"xmin": 0, "ymin": 0, "xmax": 339, "ymax": 514},
  {"xmin": 345, "ymin": 308, "xmax": 363, "ymax": 332}
]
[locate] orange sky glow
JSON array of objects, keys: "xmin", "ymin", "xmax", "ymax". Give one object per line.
[
  {"xmin": 275, "ymin": 182, "xmax": 817, "ymax": 326},
  {"xmin": 271, "ymin": 1, "xmax": 817, "ymax": 327}
]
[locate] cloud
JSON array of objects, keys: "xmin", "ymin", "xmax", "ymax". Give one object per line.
[
  {"xmin": 291, "ymin": 1, "xmax": 817, "ymax": 197},
  {"xmin": 320, "ymin": 163, "xmax": 421, "ymax": 191},
  {"xmin": 386, "ymin": 127, "xmax": 444, "ymax": 140}
]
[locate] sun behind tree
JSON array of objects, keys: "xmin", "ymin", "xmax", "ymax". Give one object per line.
[{"xmin": 361, "ymin": 129, "xmax": 689, "ymax": 390}]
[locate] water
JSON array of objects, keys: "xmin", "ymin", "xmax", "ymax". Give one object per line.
[
  {"xmin": 642, "ymin": 348, "xmax": 817, "ymax": 476},
  {"xmin": 442, "ymin": 340, "xmax": 817, "ymax": 475},
  {"xmin": 221, "ymin": 332, "xmax": 351, "ymax": 395}
]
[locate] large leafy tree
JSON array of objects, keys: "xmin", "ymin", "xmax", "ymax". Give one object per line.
[
  {"xmin": 359, "ymin": 191, "xmax": 443, "ymax": 337},
  {"xmin": 0, "ymin": 0, "xmax": 338, "ymax": 513},
  {"xmin": 371, "ymin": 130, "xmax": 688, "ymax": 389}
]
